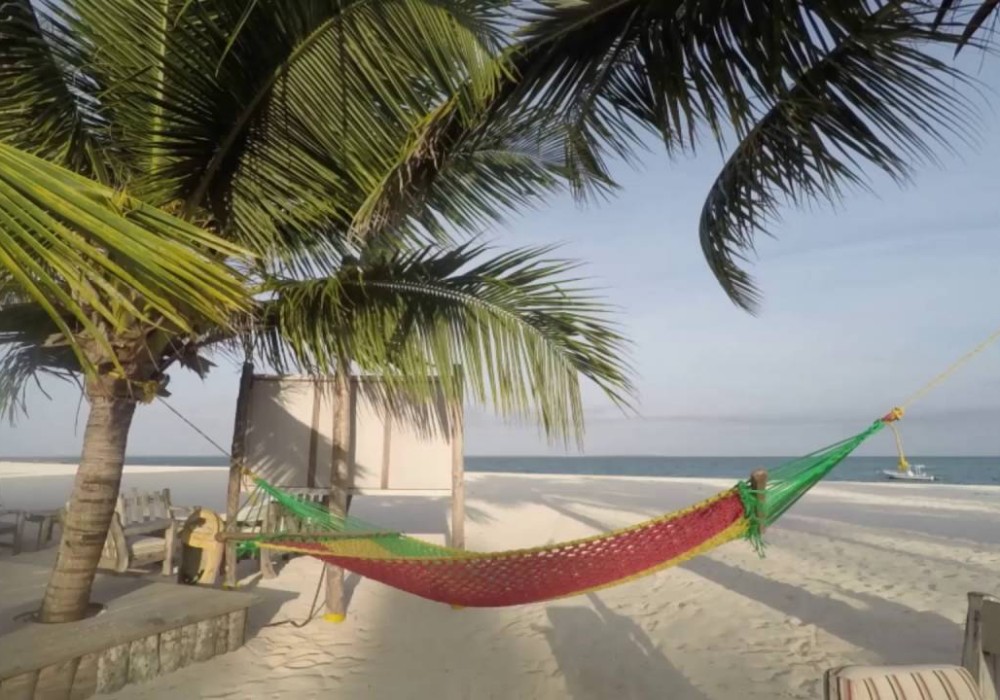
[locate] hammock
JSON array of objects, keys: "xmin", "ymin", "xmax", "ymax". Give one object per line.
[{"xmin": 235, "ymin": 418, "xmax": 888, "ymax": 608}]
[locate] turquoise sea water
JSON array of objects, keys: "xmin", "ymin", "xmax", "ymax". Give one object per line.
[{"xmin": 8, "ymin": 455, "xmax": 999, "ymax": 485}]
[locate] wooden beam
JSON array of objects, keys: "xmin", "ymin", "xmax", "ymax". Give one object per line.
[{"xmin": 224, "ymin": 362, "xmax": 254, "ymax": 588}]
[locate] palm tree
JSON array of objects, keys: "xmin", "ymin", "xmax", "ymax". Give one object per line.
[
  {"xmin": 362, "ymin": 0, "xmax": 982, "ymax": 312},
  {"xmin": 3, "ymin": 0, "xmax": 987, "ymax": 625},
  {"xmin": 0, "ymin": 0, "xmax": 632, "ymax": 623}
]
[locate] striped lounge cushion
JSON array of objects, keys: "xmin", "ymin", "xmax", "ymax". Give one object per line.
[{"xmin": 825, "ymin": 664, "xmax": 982, "ymax": 700}]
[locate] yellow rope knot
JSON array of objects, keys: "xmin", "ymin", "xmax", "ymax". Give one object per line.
[{"xmin": 880, "ymin": 406, "xmax": 904, "ymax": 423}]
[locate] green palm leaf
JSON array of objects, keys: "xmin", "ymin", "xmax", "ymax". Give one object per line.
[
  {"xmin": 0, "ymin": 0, "xmax": 112, "ymax": 178},
  {"xmin": 360, "ymin": 0, "xmax": 984, "ymax": 310},
  {"xmin": 0, "ymin": 143, "xmax": 251, "ymax": 355},
  {"xmin": 700, "ymin": 3, "xmax": 976, "ymax": 311},
  {"xmin": 0, "ymin": 301, "xmax": 77, "ymax": 418},
  {"xmin": 257, "ymin": 243, "xmax": 634, "ymax": 443},
  {"xmin": 934, "ymin": 0, "xmax": 998, "ymax": 48},
  {"xmin": 51, "ymin": 0, "xmax": 505, "ymax": 261}
]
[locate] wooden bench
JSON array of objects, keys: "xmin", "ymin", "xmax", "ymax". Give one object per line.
[
  {"xmin": 103, "ymin": 489, "xmax": 179, "ymax": 575},
  {"xmin": 60, "ymin": 489, "xmax": 179, "ymax": 575}
]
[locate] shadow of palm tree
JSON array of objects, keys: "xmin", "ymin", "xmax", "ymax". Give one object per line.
[
  {"xmin": 682, "ymin": 557, "xmax": 962, "ymax": 665},
  {"xmin": 535, "ymin": 592, "xmax": 710, "ymax": 700},
  {"xmin": 783, "ymin": 514, "xmax": 1000, "ymax": 578}
]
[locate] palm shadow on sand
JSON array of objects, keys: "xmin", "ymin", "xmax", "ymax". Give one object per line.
[{"xmin": 536, "ymin": 592, "xmax": 711, "ymax": 700}]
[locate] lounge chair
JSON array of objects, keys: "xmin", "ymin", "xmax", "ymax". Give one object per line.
[{"xmin": 824, "ymin": 592, "xmax": 999, "ymax": 700}]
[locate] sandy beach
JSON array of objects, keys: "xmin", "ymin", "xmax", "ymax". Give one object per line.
[{"xmin": 2, "ymin": 463, "xmax": 999, "ymax": 699}]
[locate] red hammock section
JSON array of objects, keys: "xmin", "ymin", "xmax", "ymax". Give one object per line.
[{"xmin": 275, "ymin": 490, "xmax": 746, "ymax": 607}]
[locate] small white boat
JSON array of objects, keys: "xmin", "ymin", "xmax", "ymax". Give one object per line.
[{"xmin": 881, "ymin": 464, "xmax": 937, "ymax": 482}]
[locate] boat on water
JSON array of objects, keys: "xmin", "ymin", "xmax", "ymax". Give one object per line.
[
  {"xmin": 881, "ymin": 463, "xmax": 937, "ymax": 482},
  {"xmin": 882, "ymin": 419, "xmax": 937, "ymax": 481}
]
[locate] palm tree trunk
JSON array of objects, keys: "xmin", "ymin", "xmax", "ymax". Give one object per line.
[
  {"xmin": 324, "ymin": 360, "xmax": 351, "ymax": 619},
  {"xmin": 38, "ymin": 393, "xmax": 138, "ymax": 623}
]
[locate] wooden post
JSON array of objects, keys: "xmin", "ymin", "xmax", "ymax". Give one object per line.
[
  {"xmin": 324, "ymin": 362, "xmax": 352, "ymax": 621},
  {"xmin": 306, "ymin": 385, "xmax": 322, "ymax": 489},
  {"xmin": 450, "ymin": 399, "xmax": 465, "ymax": 550},
  {"xmin": 749, "ymin": 469, "xmax": 768, "ymax": 533},
  {"xmin": 380, "ymin": 415, "xmax": 392, "ymax": 490},
  {"xmin": 224, "ymin": 362, "xmax": 253, "ymax": 588},
  {"xmin": 259, "ymin": 501, "xmax": 278, "ymax": 579}
]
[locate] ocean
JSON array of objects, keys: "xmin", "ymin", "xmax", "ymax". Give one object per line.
[{"xmin": 7, "ymin": 455, "xmax": 999, "ymax": 485}]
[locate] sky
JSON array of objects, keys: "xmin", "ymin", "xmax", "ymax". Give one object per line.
[{"xmin": 2, "ymin": 60, "xmax": 1000, "ymax": 459}]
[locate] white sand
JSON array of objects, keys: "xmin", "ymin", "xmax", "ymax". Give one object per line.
[{"xmin": 2, "ymin": 464, "xmax": 1000, "ymax": 699}]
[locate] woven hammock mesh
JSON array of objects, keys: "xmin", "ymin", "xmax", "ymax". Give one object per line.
[{"xmin": 240, "ymin": 420, "xmax": 885, "ymax": 607}]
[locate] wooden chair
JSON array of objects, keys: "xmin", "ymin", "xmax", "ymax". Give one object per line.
[
  {"xmin": 824, "ymin": 592, "xmax": 999, "ymax": 700},
  {"xmin": 257, "ymin": 487, "xmax": 334, "ymax": 579}
]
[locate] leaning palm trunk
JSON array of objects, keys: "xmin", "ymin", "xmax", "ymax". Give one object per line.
[{"xmin": 38, "ymin": 384, "xmax": 138, "ymax": 623}]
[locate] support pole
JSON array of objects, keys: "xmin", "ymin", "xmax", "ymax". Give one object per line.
[
  {"xmin": 324, "ymin": 363, "xmax": 351, "ymax": 622},
  {"xmin": 224, "ymin": 362, "xmax": 254, "ymax": 588},
  {"xmin": 450, "ymin": 367, "xmax": 465, "ymax": 550},
  {"xmin": 749, "ymin": 469, "xmax": 768, "ymax": 534}
]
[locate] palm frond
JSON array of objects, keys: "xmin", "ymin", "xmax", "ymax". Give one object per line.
[
  {"xmin": 512, "ymin": 0, "xmax": 986, "ymax": 310},
  {"xmin": 256, "ymin": 243, "xmax": 634, "ymax": 443},
  {"xmin": 360, "ymin": 0, "xmax": 985, "ymax": 311},
  {"xmin": 699, "ymin": 4, "xmax": 976, "ymax": 311},
  {"xmin": 49, "ymin": 0, "xmax": 503, "ymax": 261},
  {"xmin": 0, "ymin": 0, "xmax": 113, "ymax": 178},
  {"xmin": 0, "ymin": 143, "xmax": 251, "ymax": 356},
  {"xmin": 349, "ymin": 39, "xmax": 621, "ymax": 244},
  {"xmin": 0, "ymin": 301, "xmax": 78, "ymax": 419},
  {"xmin": 934, "ymin": 0, "xmax": 1000, "ymax": 48},
  {"xmin": 352, "ymin": 101, "xmax": 601, "ymax": 256}
]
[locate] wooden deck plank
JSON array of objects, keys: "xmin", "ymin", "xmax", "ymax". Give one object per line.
[{"xmin": 0, "ymin": 580, "xmax": 256, "ymax": 680}]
